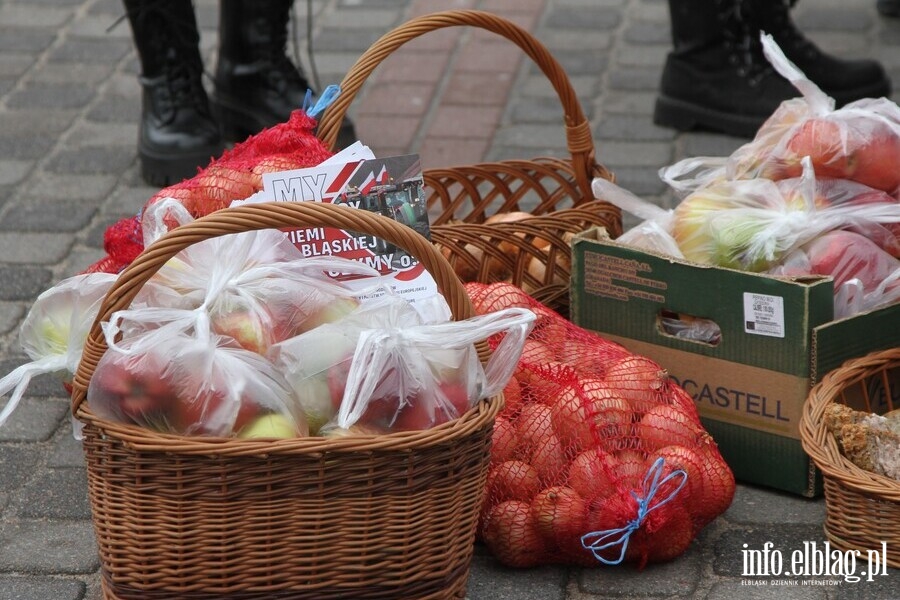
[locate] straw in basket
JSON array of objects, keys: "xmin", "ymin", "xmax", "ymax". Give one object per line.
[
  {"xmin": 800, "ymin": 347, "xmax": 900, "ymax": 569},
  {"xmin": 70, "ymin": 201, "xmax": 503, "ymax": 599}
]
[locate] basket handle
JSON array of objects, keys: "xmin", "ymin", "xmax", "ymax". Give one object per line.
[
  {"xmin": 316, "ymin": 9, "xmax": 598, "ymax": 200},
  {"xmin": 69, "ymin": 201, "xmax": 477, "ymax": 415}
]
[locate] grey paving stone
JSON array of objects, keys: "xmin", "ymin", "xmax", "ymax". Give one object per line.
[
  {"xmin": 0, "ymin": 4, "xmax": 74, "ymax": 27},
  {"xmin": 545, "ymin": 7, "xmax": 621, "ymax": 30},
  {"xmin": 0, "ymin": 577, "xmax": 86, "ymax": 600},
  {"xmin": 466, "ymin": 552, "xmax": 567, "ymax": 600},
  {"xmin": 680, "ymin": 133, "xmax": 748, "ymax": 163},
  {"xmin": 311, "ymin": 27, "xmax": 385, "ymax": 53},
  {"xmin": 46, "ymin": 38, "xmax": 131, "ymax": 64},
  {"xmin": 0, "ymin": 446, "xmax": 42, "ymax": 490},
  {"xmin": 0, "ymin": 267, "xmax": 54, "ymax": 301},
  {"xmin": 6, "ymin": 82, "xmax": 96, "ymax": 110},
  {"xmin": 44, "ymin": 146, "xmax": 139, "ymax": 176},
  {"xmin": 0, "ymin": 198, "xmax": 99, "ymax": 233},
  {"xmin": 0, "ymin": 398, "xmax": 69, "ymax": 443},
  {"xmin": 12, "ymin": 468, "xmax": 91, "ymax": 520},
  {"xmin": 509, "ymin": 96, "xmax": 569, "ymax": 124},
  {"xmin": 0, "ymin": 302, "xmax": 25, "ymax": 336},
  {"xmin": 0, "ymin": 27, "xmax": 56, "ymax": 53},
  {"xmin": 0, "ymin": 135, "xmax": 58, "ymax": 160},
  {"xmin": 0, "ymin": 110, "xmax": 75, "ymax": 136},
  {"xmin": 493, "ymin": 124, "xmax": 567, "ymax": 150},
  {"xmin": 0, "ymin": 160, "xmax": 32, "ymax": 186},
  {"xmin": 724, "ymin": 484, "xmax": 827, "ymax": 526},
  {"xmin": 0, "ymin": 233, "xmax": 75, "ymax": 264},
  {"xmin": 796, "ymin": 9, "xmax": 873, "ymax": 31},
  {"xmin": 20, "ymin": 172, "xmax": 118, "ymax": 203},
  {"xmin": 706, "ymin": 580, "xmax": 827, "ymax": 600},
  {"xmin": 0, "ymin": 520, "xmax": 98, "ymax": 574},
  {"xmin": 577, "ymin": 543, "xmax": 702, "ymax": 597},
  {"xmin": 595, "ymin": 114, "xmax": 677, "ymax": 142},
  {"xmin": 607, "ymin": 166, "xmax": 670, "ymax": 199},
  {"xmin": 607, "ymin": 66, "xmax": 661, "ymax": 92},
  {"xmin": 539, "ymin": 49, "xmax": 608, "ymax": 78},
  {"xmin": 0, "ymin": 54, "xmax": 32, "ymax": 78},
  {"xmin": 624, "ymin": 20, "xmax": 669, "ymax": 45},
  {"xmin": 85, "ymin": 95, "xmax": 141, "ymax": 124},
  {"xmin": 597, "ymin": 140, "xmax": 673, "ymax": 169},
  {"xmin": 49, "ymin": 431, "xmax": 86, "ymax": 468},
  {"xmin": 28, "ymin": 63, "xmax": 116, "ymax": 87}
]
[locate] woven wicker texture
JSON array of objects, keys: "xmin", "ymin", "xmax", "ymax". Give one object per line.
[
  {"xmin": 799, "ymin": 348, "xmax": 900, "ymax": 568},
  {"xmin": 431, "ymin": 202, "xmax": 619, "ymax": 316},
  {"xmin": 316, "ymin": 9, "xmax": 620, "ymax": 229},
  {"xmin": 70, "ymin": 202, "xmax": 502, "ymax": 599}
]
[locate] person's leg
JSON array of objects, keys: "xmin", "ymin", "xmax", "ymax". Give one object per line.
[
  {"xmin": 654, "ymin": 0, "xmax": 798, "ymax": 137},
  {"xmin": 212, "ymin": 0, "xmax": 356, "ymax": 147},
  {"xmin": 749, "ymin": 0, "xmax": 891, "ymax": 106},
  {"xmin": 122, "ymin": 0, "xmax": 224, "ymax": 186}
]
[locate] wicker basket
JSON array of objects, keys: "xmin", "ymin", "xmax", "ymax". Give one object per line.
[
  {"xmin": 799, "ymin": 348, "xmax": 900, "ymax": 569},
  {"xmin": 316, "ymin": 9, "xmax": 621, "ymax": 230},
  {"xmin": 70, "ymin": 201, "xmax": 503, "ymax": 600},
  {"xmin": 431, "ymin": 202, "xmax": 618, "ymax": 316}
]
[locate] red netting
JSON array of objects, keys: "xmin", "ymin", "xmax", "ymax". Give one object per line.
[
  {"xmin": 86, "ymin": 109, "xmax": 334, "ymax": 274},
  {"xmin": 467, "ymin": 282, "xmax": 735, "ymax": 569}
]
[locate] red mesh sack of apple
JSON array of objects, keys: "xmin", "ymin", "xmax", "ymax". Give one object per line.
[
  {"xmin": 87, "ymin": 312, "xmax": 307, "ymax": 438},
  {"xmin": 304, "ymin": 299, "xmax": 535, "ymax": 435},
  {"xmin": 85, "ymin": 88, "xmax": 341, "ymax": 275},
  {"xmin": 725, "ymin": 36, "xmax": 900, "ymax": 198},
  {"xmin": 466, "ymin": 282, "xmax": 735, "ymax": 569}
]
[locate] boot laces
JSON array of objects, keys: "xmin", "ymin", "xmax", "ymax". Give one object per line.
[
  {"xmin": 135, "ymin": 4, "xmax": 210, "ymax": 114},
  {"xmin": 248, "ymin": 11, "xmax": 312, "ymax": 94},
  {"xmin": 721, "ymin": 0, "xmax": 778, "ymax": 87}
]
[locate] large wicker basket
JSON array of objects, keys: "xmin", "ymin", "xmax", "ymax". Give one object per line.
[
  {"xmin": 316, "ymin": 9, "xmax": 621, "ymax": 230},
  {"xmin": 799, "ymin": 348, "xmax": 900, "ymax": 569},
  {"xmin": 69, "ymin": 201, "xmax": 503, "ymax": 599}
]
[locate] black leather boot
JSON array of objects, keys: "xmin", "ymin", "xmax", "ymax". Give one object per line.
[
  {"xmin": 213, "ymin": 0, "xmax": 357, "ymax": 148},
  {"xmin": 749, "ymin": 0, "xmax": 891, "ymax": 106},
  {"xmin": 122, "ymin": 0, "xmax": 224, "ymax": 187},
  {"xmin": 878, "ymin": 0, "xmax": 900, "ymax": 17},
  {"xmin": 654, "ymin": 0, "xmax": 800, "ymax": 137}
]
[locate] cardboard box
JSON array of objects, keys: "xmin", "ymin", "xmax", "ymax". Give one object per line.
[{"xmin": 569, "ymin": 228, "xmax": 900, "ymax": 497}]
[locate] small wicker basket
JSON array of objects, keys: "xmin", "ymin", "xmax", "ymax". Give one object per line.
[
  {"xmin": 799, "ymin": 347, "xmax": 900, "ymax": 569},
  {"xmin": 70, "ymin": 201, "xmax": 503, "ymax": 599},
  {"xmin": 317, "ymin": 9, "xmax": 620, "ymax": 230},
  {"xmin": 431, "ymin": 202, "xmax": 619, "ymax": 316}
]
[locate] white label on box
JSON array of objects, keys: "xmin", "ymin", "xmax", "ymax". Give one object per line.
[{"xmin": 743, "ymin": 292, "xmax": 785, "ymax": 338}]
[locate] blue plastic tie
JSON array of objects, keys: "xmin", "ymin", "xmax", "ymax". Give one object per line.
[
  {"xmin": 304, "ymin": 84, "xmax": 342, "ymax": 118},
  {"xmin": 580, "ymin": 456, "xmax": 688, "ymax": 565}
]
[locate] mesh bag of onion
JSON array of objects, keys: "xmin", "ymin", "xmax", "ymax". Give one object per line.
[
  {"xmin": 467, "ymin": 282, "xmax": 735, "ymax": 569},
  {"xmin": 84, "ymin": 89, "xmax": 339, "ymax": 275}
]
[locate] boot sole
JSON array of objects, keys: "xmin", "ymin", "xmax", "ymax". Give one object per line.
[
  {"xmin": 139, "ymin": 144, "xmax": 224, "ymax": 188},
  {"xmin": 654, "ymin": 95, "xmax": 765, "ymax": 138}
]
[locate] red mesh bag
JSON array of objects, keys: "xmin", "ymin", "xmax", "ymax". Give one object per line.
[
  {"xmin": 467, "ymin": 282, "xmax": 735, "ymax": 569},
  {"xmin": 85, "ymin": 92, "xmax": 338, "ymax": 275}
]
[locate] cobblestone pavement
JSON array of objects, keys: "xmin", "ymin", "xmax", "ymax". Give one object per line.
[{"xmin": 0, "ymin": 0, "xmax": 898, "ymax": 598}]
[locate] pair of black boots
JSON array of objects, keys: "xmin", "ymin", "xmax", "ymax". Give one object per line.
[
  {"xmin": 654, "ymin": 0, "xmax": 893, "ymax": 137},
  {"xmin": 123, "ymin": 0, "xmax": 354, "ymax": 187}
]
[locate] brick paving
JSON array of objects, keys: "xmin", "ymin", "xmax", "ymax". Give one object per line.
[{"xmin": 0, "ymin": 0, "xmax": 898, "ymax": 598}]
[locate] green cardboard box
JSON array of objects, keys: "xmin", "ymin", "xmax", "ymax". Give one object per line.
[{"xmin": 569, "ymin": 228, "xmax": 900, "ymax": 497}]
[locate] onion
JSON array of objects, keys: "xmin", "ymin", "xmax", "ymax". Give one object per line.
[
  {"xmin": 482, "ymin": 500, "xmax": 545, "ymax": 567},
  {"xmin": 530, "ymin": 486, "xmax": 588, "ymax": 552},
  {"xmin": 486, "ymin": 460, "xmax": 542, "ymax": 504},
  {"xmin": 528, "ymin": 433, "xmax": 569, "ymax": 484},
  {"xmin": 635, "ymin": 404, "xmax": 705, "ymax": 452},
  {"xmin": 603, "ymin": 355, "xmax": 669, "ymax": 415},
  {"xmin": 491, "ymin": 416, "xmax": 518, "ymax": 464},
  {"xmin": 566, "ymin": 449, "xmax": 619, "ymax": 501}
]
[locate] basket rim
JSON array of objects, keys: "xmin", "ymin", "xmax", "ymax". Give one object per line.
[
  {"xmin": 799, "ymin": 347, "xmax": 900, "ymax": 501},
  {"xmin": 69, "ymin": 201, "xmax": 501, "ymax": 452},
  {"xmin": 75, "ymin": 393, "xmax": 502, "ymax": 456}
]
